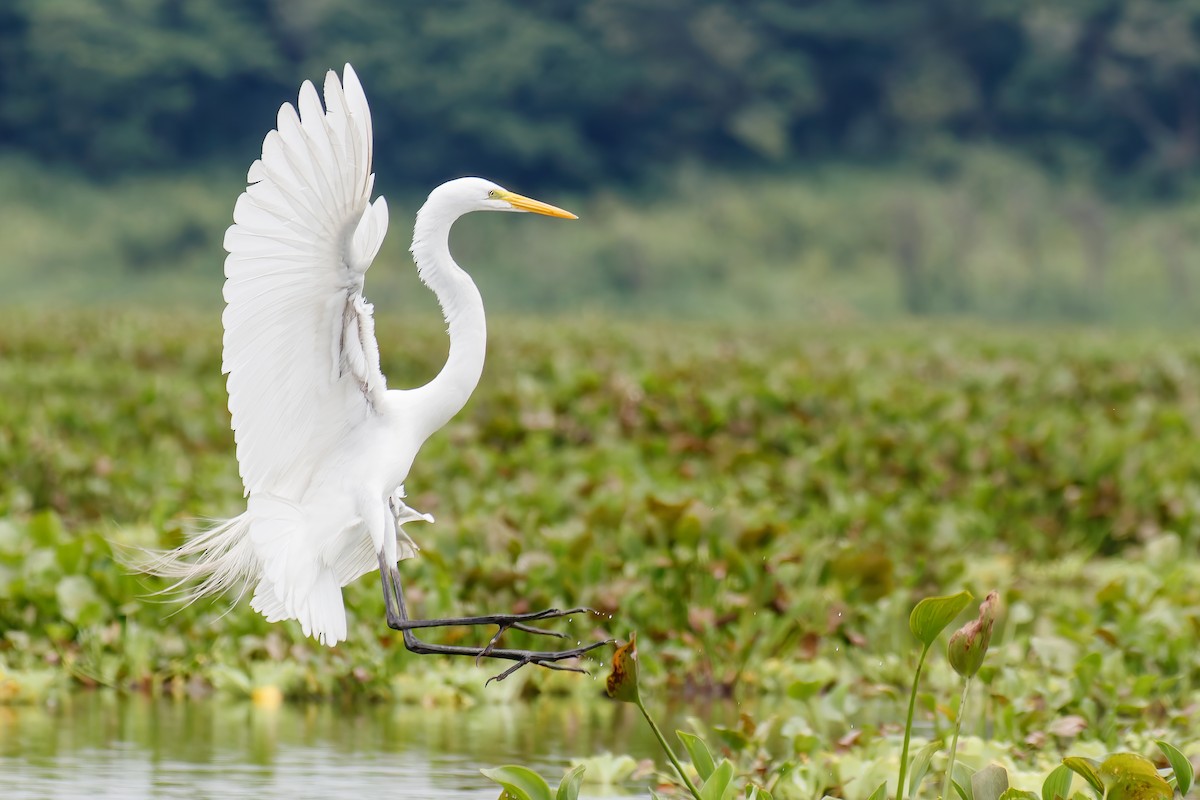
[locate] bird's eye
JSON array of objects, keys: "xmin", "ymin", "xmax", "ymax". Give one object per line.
[{"xmin": 487, "ymin": 189, "xmax": 499, "ymax": 199}]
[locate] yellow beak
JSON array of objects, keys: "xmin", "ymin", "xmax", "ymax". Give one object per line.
[{"xmin": 498, "ymin": 190, "xmax": 578, "ymax": 220}]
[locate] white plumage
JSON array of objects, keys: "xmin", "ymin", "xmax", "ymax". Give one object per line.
[
  {"xmin": 223, "ymin": 67, "xmax": 385, "ymax": 501},
  {"xmin": 142, "ymin": 64, "xmax": 577, "ymax": 646}
]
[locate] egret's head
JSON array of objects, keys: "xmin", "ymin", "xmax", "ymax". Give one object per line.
[{"xmin": 429, "ymin": 177, "xmax": 577, "ymax": 220}]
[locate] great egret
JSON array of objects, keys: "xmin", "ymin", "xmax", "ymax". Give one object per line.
[{"xmin": 142, "ymin": 64, "xmax": 610, "ymax": 681}]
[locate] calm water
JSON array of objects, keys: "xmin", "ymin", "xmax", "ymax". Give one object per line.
[{"xmin": 0, "ymin": 693, "xmax": 687, "ymax": 799}]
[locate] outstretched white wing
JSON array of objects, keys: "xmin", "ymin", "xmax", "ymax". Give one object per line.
[{"xmin": 222, "ymin": 64, "xmax": 390, "ymax": 498}]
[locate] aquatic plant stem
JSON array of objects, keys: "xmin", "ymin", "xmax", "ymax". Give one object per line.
[
  {"xmin": 635, "ymin": 694, "xmax": 703, "ymax": 799},
  {"xmin": 941, "ymin": 679, "xmax": 972, "ymax": 800},
  {"xmin": 897, "ymin": 642, "xmax": 932, "ymax": 799}
]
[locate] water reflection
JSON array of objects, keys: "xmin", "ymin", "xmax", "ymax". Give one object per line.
[{"xmin": 0, "ymin": 693, "xmax": 678, "ymax": 799}]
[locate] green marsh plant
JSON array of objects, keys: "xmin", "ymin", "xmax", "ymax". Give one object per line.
[
  {"xmin": 896, "ymin": 590, "xmax": 974, "ymax": 800},
  {"xmin": 943, "ymin": 592, "xmax": 999, "ymax": 800},
  {"xmin": 482, "ymin": 588, "xmax": 1197, "ymax": 800}
]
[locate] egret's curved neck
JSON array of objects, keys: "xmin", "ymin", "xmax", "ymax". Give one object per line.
[{"xmin": 406, "ymin": 199, "xmax": 487, "ymax": 441}]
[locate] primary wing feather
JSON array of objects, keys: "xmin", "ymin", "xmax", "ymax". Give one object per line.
[{"xmin": 222, "ymin": 64, "xmax": 389, "ymax": 498}]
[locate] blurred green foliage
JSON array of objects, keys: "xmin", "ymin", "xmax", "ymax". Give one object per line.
[
  {"xmin": 6, "ymin": 150, "xmax": 1200, "ymax": 324},
  {"xmin": 3, "ymin": 0, "xmax": 1200, "ymax": 188},
  {"xmin": 5, "ymin": 1, "xmax": 1200, "ymax": 324},
  {"xmin": 1, "ymin": 311, "xmax": 1198, "ymax": 762}
]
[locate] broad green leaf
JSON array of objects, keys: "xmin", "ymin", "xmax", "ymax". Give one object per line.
[
  {"xmin": 1155, "ymin": 740, "xmax": 1193, "ymax": 795},
  {"xmin": 908, "ymin": 739, "xmax": 942, "ymax": 797},
  {"xmin": 910, "ymin": 591, "xmax": 973, "ymax": 647},
  {"xmin": 1072, "ymin": 652, "xmax": 1102, "ymax": 692},
  {"xmin": 480, "ymin": 766, "xmax": 554, "ymax": 800},
  {"xmin": 711, "ymin": 724, "xmax": 751, "ymax": 752},
  {"xmin": 745, "ymin": 786, "xmax": 773, "ymax": 800},
  {"xmin": 951, "ymin": 780, "xmax": 970, "ymax": 800},
  {"xmin": 28, "ymin": 511, "xmax": 64, "ymax": 547},
  {"xmin": 954, "ymin": 763, "xmax": 976, "ymax": 800},
  {"xmin": 556, "ymin": 764, "xmax": 586, "ymax": 800},
  {"xmin": 678, "ymin": 731, "xmax": 716, "ymax": 781},
  {"xmin": 56, "ymin": 575, "xmax": 103, "ymax": 625},
  {"xmin": 1098, "ymin": 753, "xmax": 1173, "ymax": 800},
  {"xmin": 785, "ymin": 679, "xmax": 827, "ymax": 701},
  {"xmin": 971, "ymin": 765, "xmax": 1009, "ymax": 800},
  {"xmin": 605, "ymin": 634, "xmax": 640, "ymax": 704},
  {"xmin": 1042, "ymin": 764, "xmax": 1075, "ymax": 800},
  {"xmin": 700, "ymin": 760, "xmax": 735, "ymax": 800},
  {"xmin": 998, "ymin": 791, "xmax": 1039, "ymax": 800},
  {"xmin": 1062, "ymin": 757, "xmax": 1104, "ymax": 798},
  {"xmin": 866, "ymin": 782, "xmax": 889, "ymax": 800}
]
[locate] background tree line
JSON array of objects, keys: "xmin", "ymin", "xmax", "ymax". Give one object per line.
[{"xmin": 3, "ymin": 0, "xmax": 1199, "ymax": 192}]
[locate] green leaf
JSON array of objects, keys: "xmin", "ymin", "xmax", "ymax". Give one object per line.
[
  {"xmin": 951, "ymin": 780, "xmax": 970, "ymax": 800},
  {"xmin": 910, "ymin": 591, "xmax": 974, "ymax": 647},
  {"xmin": 480, "ymin": 766, "xmax": 554, "ymax": 800},
  {"xmin": 954, "ymin": 763, "xmax": 977, "ymax": 800},
  {"xmin": 700, "ymin": 760, "xmax": 735, "ymax": 800},
  {"xmin": 785, "ymin": 678, "xmax": 827, "ymax": 701},
  {"xmin": 55, "ymin": 575, "xmax": 103, "ymax": 625},
  {"xmin": 998, "ymin": 791, "xmax": 1039, "ymax": 800},
  {"xmin": 1062, "ymin": 757, "xmax": 1104, "ymax": 799},
  {"xmin": 971, "ymin": 765, "xmax": 1009, "ymax": 800},
  {"xmin": 1155, "ymin": 740, "xmax": 1193, "ymax": 795},
  {"xmin": 1042, "ymin": 764, "xmax": 1075, "ymax": 800},
  {"xmin": 908, "ymin": 739, "xmax": 942, "ymax": 797},
  {"xmin": 866, "ymin": 782, "xmax": 889, "ymax": 800},
  {"xmin": 556, "ymin": 764, "xmax": 586, "ymax": 800},
  {"xmin": 711, "ymin": 725, "xmax": 751, "ymax": 752},
  {"xmin": 678, "ymin": 731, "xmax": 716, "ymax": 781},
  {"xmin": 868, "ymin": 782, "xmax": 897, "ymax": 800},
  {"xmin": 1098, "ymin": 753, "xmax": 1173, "ymax": 800},
  {"xmin": 1072, "ymin": 652, "xmax": 1103, "ymax": 692},
  {"xmin": 744, "ymin": 786, "xmax": 773, "ymax": 800}
]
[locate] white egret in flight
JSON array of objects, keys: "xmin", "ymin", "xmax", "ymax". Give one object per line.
[{"xmin": 142, "ymin": 64, "xmax": 609, "ymax": 681}]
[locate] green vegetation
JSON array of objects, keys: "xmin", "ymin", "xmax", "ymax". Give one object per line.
[
  {"xmin": 1, "ymin": 311, "xmax": 1199, "ymax": 796},
  {"xmin": 6, "ymin": 150, "xmax": 1200, "ymax": 324},
  {"xmin": 6, "ymin": 0, "xmax": 1200, "ymax": 327},
  {"xmin": 4, "ymin": 1, "xmax": 1200, "ymax": 189},
  {"xmin": 5, "ymin": 2, "xmax": 1199, "ymax": 795},
  {"xmin": 495, "ymin": 592, "xmax": 1195, "ymax": 799}
]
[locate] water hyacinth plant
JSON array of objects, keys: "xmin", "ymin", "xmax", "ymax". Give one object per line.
[
  {"xmin": 4, "ymin": 313, "xmax": 1200, "ymax": 797},
  {"xmin": 943, "ymin": 592, "xmax": 1000, "ymax": 800},
  {"xmin": 484, "ymin": 590, "xmax": 1195, "ymax": 800}
]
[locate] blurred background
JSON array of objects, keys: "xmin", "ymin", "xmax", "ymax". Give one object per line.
[
  {"xmin": 4, "ymin": 0, "xmax": 1200, "ymax": 324},
  {"xmin": 5, "ymin": 6, "xmax": 1200, "ymax": 792}
]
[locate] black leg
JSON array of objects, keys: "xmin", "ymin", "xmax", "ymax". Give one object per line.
[{"xmin": 377, "ymin": 552, "xmax": 614, "ymax": 683}]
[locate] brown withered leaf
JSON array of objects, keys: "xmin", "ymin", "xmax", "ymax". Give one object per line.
[{"xmin": 606, "ymin": 633, "xmax": 641, "ymax": 704}]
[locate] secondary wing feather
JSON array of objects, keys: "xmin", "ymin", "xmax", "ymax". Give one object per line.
[{"xmin": 222, "ymin": 64, "xmax": 389, "ymax": 498}]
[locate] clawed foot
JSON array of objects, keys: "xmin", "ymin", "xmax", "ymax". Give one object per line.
[
  {"xmin": 378, "ymin": 554, "xmax": 614, "ymax": 683},
  {"xmin": 394, "ymin": 605, "xmax": 614, "ymax": 684},
  {"xmin": 483, "ymin": 633, "xmax": 614, "ymax": 685},
  {"xmin": 471, "ymin": 606, "xmax": 594, "ymax": 664}
]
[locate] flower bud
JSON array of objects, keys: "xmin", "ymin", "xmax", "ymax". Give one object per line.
[{"xmin": 948, "ymin": 591, "xmax": 1000, "ymax": 678}]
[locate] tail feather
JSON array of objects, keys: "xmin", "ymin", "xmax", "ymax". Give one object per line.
[
  {"xmin": 129, "ymin": 513, "xmax": 260, "ymax": 605},
  {"xmin": 130, "ymin": 503, "xmax": 352, "ymax": 647},
  {"xmin": 248, "ymin": 568, "xmax": 347, "ymax": 646}
]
